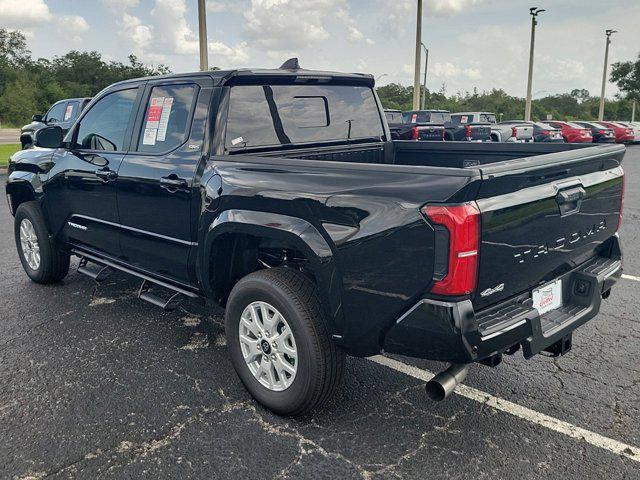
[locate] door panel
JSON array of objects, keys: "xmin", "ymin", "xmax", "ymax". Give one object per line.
[
  {"xmin": 117, "ymin": 80, "xmax": 212, "ymax": 283},
  {"xmin": 44, "ymin": 86, "xmax": 141, "ymax": 258}
]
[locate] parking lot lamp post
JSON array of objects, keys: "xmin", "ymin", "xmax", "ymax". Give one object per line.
[
  {"xmin": 198, "ymin": 0, "xmax": 209, "ymax": 71},
  {"xmin": 524, "ymin": 7, "xmax": 545, "ymax": 122},
  {"xmin": 413, "ymin": 0, "xmax": 423, "ymax": 110},
  {"xmin": 421, "ymin": 43, "xmax": 429, "ymax": 110},
  {"xmin": 632, "ymin": 99, "xmax": 636, "ymax": 122},
  {"xmin": 598, "ymin": 29, "xmax": 617, "ymax": 121}
]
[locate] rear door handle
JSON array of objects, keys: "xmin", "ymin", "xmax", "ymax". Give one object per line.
[
  {"xmin": 160, "ymin": 175, "xmax": 188, "ymax": 191},
  {"xmin": 95, "ymin": 168, "xmax": 118, "ymax": 182}
]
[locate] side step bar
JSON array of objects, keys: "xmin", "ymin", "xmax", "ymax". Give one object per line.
[
  {"xmin": 73, "ymin": 250, "xmax": 201, "ymax": 311},
  {"xmin": 138, "ymin": 279, "xmax": 182, "ymax": 311},
  {"xmin": 77, "ymin": 257, "xmax": 113, "ymax": 282}
]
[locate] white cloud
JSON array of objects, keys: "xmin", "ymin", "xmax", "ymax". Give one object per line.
[
  {"xmin": 57, "ymin": 15, "xmax": 89, "ymax": 41},
  {"xmin": 0, "ymin": 0, "xmax": 52, "ymax": 27},
  {"xmin": 431, "ymin": 62, "xmax": 482, "ymax": 80},
  {"xmin": 426, "ymin": 0, "xmax": 484, "ymax": 17},
  {"xmin": 209, "ymin": 41, "xmax": 250, "ymax": 65},
  {"xmin": 102, "ymin": 0, "xmax": 139, "ymax": 9},
  {"xmin": 120, "ymin": 13, "xmax": 153, "ymax": 52},
  {"xmin": 151, "ymin": 0, "xmax": 198, "ymax": 55}
]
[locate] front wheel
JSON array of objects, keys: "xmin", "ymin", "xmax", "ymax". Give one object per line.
[
  {"xmin": 14, "ymin": 201, "xmax": 70, "ymax": 284},
  {"xmin": 225, "ymin": 267, "xmax": 345, "ymax": 416}
]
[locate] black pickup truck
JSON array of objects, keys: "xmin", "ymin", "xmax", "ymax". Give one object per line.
[
  {"xmin": 6, "ymin": 61, "xmax": 625, "ymax": 415},
  {"xmin": 385, "ymin": 109, "xmax": 444, "ymax": 141},
  {"xmin": 404, "ymin": 109, "xmax": 491, "ymax": 142}
]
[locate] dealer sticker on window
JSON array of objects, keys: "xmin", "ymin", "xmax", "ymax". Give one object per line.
[{"xmin": 532, "ymin": 279, "xmax": 563, "ymax": 316}]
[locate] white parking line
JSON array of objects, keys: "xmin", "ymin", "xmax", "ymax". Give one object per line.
[
  {"xmin": 369, "ymin": 355, "xmax": 640, "ymax": 463},
  {"xmin": 622, "ymin": 274, "xmax": 640, "ymax": 282}
]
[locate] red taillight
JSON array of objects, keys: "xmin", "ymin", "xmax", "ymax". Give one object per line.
[
  {"xmin": 422, "ymin": 203, "xmax": 480, "ymax": 296},
  {"xmin": 465, "ymin": 125, "xmax": 472, "ymax": 138},
  {"xmin": 618, "ymin": 167, "xmax": 624, "ymax": 231},
  {"xmin": 511, "ymin": 127, "xmax": 518, "ymax": 137},
  {"xmin": 441, "ymin": 128, "xmax": 445, "ymax": 140},
  {"xmin": 541, "ymin": 130, "xmax": 551, "ymax": 135},
  {"xmin": 412, "ymin": 126, "xmax": 419, "ymax": 140},
  {"xmin": 598, "ymin": 129, "xmax": 606, "ymax": 134}
]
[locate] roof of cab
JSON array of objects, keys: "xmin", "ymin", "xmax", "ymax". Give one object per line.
[{"xmin": 108, "ymin": 59, "xmax": 374, "ymax": 89}]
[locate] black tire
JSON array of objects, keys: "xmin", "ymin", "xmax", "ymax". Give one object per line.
[
  {"xmin": 14, "ymin": 201, "xmax": 70, "ymax": 284},
  {"xmin": 225, "ymin": 267, "xmax": 345, "ymax": 416}
]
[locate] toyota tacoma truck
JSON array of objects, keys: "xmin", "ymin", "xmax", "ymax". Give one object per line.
[
  {"xmin": 5, "ymin": 60, "xmax": 625, "ymax": 415},
  {"xmin": 451, "ymin": 112, "xmax": 533, "ymax": 143},
  {"xmin": 385, "ymin": 109, "xmax": 444, "ymax": 141}
]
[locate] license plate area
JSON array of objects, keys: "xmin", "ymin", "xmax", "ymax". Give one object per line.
[{"xmin": 532, "ymin": 279, "xmax": 563, "ymax": 315}]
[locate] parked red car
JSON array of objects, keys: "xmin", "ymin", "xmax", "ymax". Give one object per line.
[
  {"xmin": 597, "ymin": 121, "xmax": 635, "ymax": 143},
  {"xmin": 543, "ymin": 121, "xmax": 593, "ymax": 143}
]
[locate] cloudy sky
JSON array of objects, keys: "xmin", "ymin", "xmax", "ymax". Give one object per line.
[{"xmin": 2, "ymin": 0, "xmax": 639, "ymax": 98}]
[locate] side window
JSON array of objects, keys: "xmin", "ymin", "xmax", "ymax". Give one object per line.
[
  {"xmin": 64, "ymin": 101, "xmax": 80, "ymax": 121},
  {"xmin": 45, "ymin": 102, "xmax": 67, "ymax": 123},
  {"xmin": 75, "ymin": 89, "xmax": 137, "ymax": 152},
  {"xmin": 137, "ymin": 84, "xmax": 197, "ymax": 154}
]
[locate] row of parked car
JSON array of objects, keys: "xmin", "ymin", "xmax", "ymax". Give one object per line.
[{"xmin": 384, "ymin": 109, "xmax": 639, "ymax": 144}]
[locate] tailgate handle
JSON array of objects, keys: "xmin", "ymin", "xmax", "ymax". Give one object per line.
[{"xmin": 556, "ymin": 186, "xmax": 585, "ymax": 217}]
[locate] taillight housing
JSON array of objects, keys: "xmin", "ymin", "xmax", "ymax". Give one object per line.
[
  {"xmin": 412, "ymin": 126, "xmax": 419, "ymax": 140},
  {"xmin": 422, "ymin": 203, "xmax": 480, "ymax": 296},
  {"xmin": 465, "ymin": 125, "xmax": 472, "ymax": 139},
  {"xmin": 617, "ymin": 167, "xmax": 624, "ymax": 231},
  {"xmin": 511, "ymin": 127, "xmax": 518, "ymax": 138}
]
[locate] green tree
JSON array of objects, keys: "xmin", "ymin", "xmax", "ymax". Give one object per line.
[{"xmin": 610, "ymin": 53, "xmax": 640, "ymax": 101}]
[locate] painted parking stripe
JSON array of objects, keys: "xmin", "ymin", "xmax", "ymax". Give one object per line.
[
  {"xmin": 369, "ymin": 355, "xmax": 640, "ymax": 463},
  {"xmin": 622, "ymin": 274, "xmax": 640, "ymax": 282}
]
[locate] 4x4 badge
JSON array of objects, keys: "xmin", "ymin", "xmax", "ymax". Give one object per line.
[{"xmin": 481, "ymin": 283, "xmax": 505, "ymax": 297}]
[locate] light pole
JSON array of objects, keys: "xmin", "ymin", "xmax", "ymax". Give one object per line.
[
  {"xmin": 524, "ymin": 7, "xmax": 545, "ymax": 121},
  {"xmin": 412, "ymin": 0, "xmax": 423, "ymax": 110},
  {"xmin": 421, "ymin": 43, "xmax": 429, "ymax": 110},
  {"xmin": 598, "ymin": 29, "xmax": 617, "ymax": 121},
  {"xmin": 376, "ymin": 74, "xmax": 388, "ymax": 82},
  {"xmin": 198, "ymin": 0, "xmax": 209, "ymax": 71}
]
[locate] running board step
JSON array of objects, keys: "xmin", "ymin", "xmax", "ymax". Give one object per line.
[
  {"xmin": 77, "ymin": 257, "xmax": 113, "ymax": 282},
  {"xmin": 138, "ymin": 279, "xmax": 182, "ymax": 311}
]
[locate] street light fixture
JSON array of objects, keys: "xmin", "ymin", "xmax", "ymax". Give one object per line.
[
  {"xmin": 598, "ymin": 29, "xmax": 618, "ymax": 121},
  {"xmin": 376, "ymin": 74, "xmax": 389, "ymax": 82},
  {"xmin": 421, "ymin": 43, "xmax": 429, "ymax": 110},
  {"xmin": 524, "ymin": 7, "xmax": 545, "ymax": 121}
]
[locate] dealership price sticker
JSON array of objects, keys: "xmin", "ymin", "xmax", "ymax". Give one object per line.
[
  {"xmin": 64, "ymin": 105, "xmax": 73, "ymax": 121},
  {"xmin": 142, "ymin": 97, "xmax": 165, "ymax": 145},
  {"xmin": 156, "ymin": 97, "xmax": 174, "ymax": 142}
]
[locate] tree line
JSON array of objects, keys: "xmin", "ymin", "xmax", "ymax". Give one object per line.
[
  {"xmin": 1, "ymin": 28, "xmax": 639, "ymax": 127},
  {"xmin": 0, "ymin": 29, "xmax": 170, "ymax": 127}
]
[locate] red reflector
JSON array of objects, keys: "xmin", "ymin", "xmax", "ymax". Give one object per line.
[
  {"xmin": 618, "ymin": 167, "xmax": 624, "ymax": 231},
  {"xmin": 422, "ymin": 203, "xmax": 480, "ymax": 296},
  {"xmin": 412, "ymin": 126, "xmax": 419, "ymax": 140},
  {"xmin": 465, "ymin": 125, "xmax": 472, "ymax": 138}
]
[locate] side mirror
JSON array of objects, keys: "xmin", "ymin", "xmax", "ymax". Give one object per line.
[
  {"xmin": 32, "ymin": 114, "xmax": 44, "ymax": 122},
  {"xmin": 34, "ymin": 126, "xmax": 64, "ymax": 149}
]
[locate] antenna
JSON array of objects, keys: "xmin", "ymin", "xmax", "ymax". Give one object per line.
[{"xmin": 279, "ymin": 58, "xmax": 301, "ymax": 70}]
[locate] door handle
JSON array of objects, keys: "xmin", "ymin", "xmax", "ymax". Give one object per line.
[
  {"xmin": 95, "ymin": 168, "xmax": 118, "ymax": 182},
  {"xmin": 160, "ymin": 175, "xmax": 188, "ymax": 191}
]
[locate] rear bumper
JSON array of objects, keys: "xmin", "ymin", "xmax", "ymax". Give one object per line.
[{"xmin": 383, "ymin": 236, "xmax": 622, "ymax": 364}]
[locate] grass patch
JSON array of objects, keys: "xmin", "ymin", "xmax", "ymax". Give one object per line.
[{"xmin": 0, "ymin": 144, "xmax": 20, "ymax": 167}]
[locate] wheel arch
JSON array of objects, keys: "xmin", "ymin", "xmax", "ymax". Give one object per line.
[
  {"xmin": 199, "ymin": 209, "xmax": 344, "ymax": 336},
  {"xmin": 6, "ymin": 180, "xmax": 38, "ymax": 216}
]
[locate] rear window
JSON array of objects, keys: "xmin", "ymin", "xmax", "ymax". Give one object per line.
[
  {"xmin": 226, "ymin": 85, "xmax": 384, "ymax": 149},
  {"xmin": 402, "ymin": 111, "xmax": 450, "ymax": 124},
  {"xmin": 534, "ymin": 122, "xmax": 555, "ymax": 130},
  {"xmin": 479, "ymin": 114, "xmax": 496, "ymax": 123},
  {"xmin": 385, "ymin": 111, "xmax": 403, "ymax": 123},
  {"xmin": 566, "ymin": 122, "xmax": 585, "ymax": 129}
]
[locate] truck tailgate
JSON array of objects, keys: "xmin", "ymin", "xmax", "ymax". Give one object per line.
[
  {"xmin": 515, "ymin": 125, "xmax": 533, "ymax": 141},
  {"xmin": 473, "ymin": 144, "xmax": 624, "ymax": 310}
]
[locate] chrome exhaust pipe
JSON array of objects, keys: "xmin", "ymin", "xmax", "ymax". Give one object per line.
[{"xmin": 425, "ymin": 364, "xmax": 470, "ymax": 401}]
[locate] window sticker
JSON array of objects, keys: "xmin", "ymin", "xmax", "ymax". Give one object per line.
[
  {"xmin": 156, "ymin": 97, "xmax": 174, "ymax": 142},
  {"xmin": 460, "ymin": 116, "xmax": 468, "ymax": 124},
  {"xmin": 142, "ymin": 96, "xmax": 164, "ymax": 145},
  {"xmin": 64, "ymin": 105, "xmax": 74, "ymax": 121},
  {"xmin": 411, "ymin": 113, "xmax": 417, "ymax": 123},
  {"xmin": 231, "ymin": 136, "xmax": 245, "ymax": 146}
]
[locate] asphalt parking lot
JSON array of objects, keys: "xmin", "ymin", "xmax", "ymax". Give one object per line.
[{"xmin": 1, "ymin": 146, "xmax": 639, "ymax": 479}]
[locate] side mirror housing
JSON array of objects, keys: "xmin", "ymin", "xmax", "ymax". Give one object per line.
[
  {"xmin": 32, "ymin": 114, "xmax": 44, "ymax": 122},
  {"xmin": 34, "ymin": 126, "xmax": 64, "ymax": 149}
]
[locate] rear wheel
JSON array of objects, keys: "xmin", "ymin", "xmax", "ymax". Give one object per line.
[
  {"xmin": 225, "ymin": 267, "xmax": 344, "ymax": 416},
  {"xmin": 14, "ymin": 201, "xmax": 70, "ymax": 284}
]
